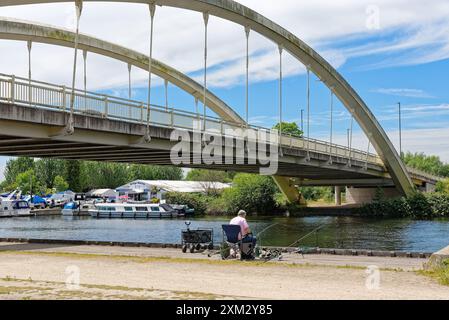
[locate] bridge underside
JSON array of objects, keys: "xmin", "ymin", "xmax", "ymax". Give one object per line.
[
  {"xmin": 0, "ymin": 135, "xmax": 384, "ymax": 181},
  {"xmin": 0, "ymin": 103, "xmax": 387, "ymax": 183}
]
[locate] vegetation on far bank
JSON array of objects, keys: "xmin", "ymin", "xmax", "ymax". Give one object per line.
[
  {"xmin": 0, "ymin": 157, "xmax": 182, "ymax": 194},
  {"xmin": 402, "ymin": 152, "xmax": 449, "ymax": 193},
  {"xmin": 356, "ymin": 191, "xmax": 449, "ymax": 219},
  {"xmin": 351, "ymin": 152, "xmax": 449, "ymax": 219},
  {"xmin": 167, "ymin": 173, "xmax": 281, "ymax": 215},
  {"xmin": 402, "ymin": 152, "xmax": 449, "ymax": 178},
  {"xmin": 2, "ymin": 150, "xmax": 449, "ymax": 218}
]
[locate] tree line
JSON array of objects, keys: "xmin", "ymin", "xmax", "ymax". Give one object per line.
[
  {"xmin": 402, "ymin": 152, "xmax": 449, "ymax": 177},
  {"xmin": 0, "ymin": 157, "xmax": 183, "ymax": 194}
]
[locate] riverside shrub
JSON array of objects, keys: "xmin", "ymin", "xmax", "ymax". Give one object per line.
[
  {"xmin": 165, "ymin": 192, "xmax": 209, "ymax": 215},
  {"xmin": 357, "ymin": 192, "xmax": 449, "ymax": 218},
  {"xmin": 221, "ymin": 174, "xmax": 278, "ymax": 214}
]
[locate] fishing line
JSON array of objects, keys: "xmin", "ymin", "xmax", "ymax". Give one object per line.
[{"xmin": 286, "ymin": 224, "xmax": 327, "ymax": 249}]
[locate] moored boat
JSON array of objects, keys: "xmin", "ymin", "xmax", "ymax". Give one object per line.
[
  {"xmin": 62, "ymin": 202, "xmax": 80, "ymax": 216},
  {"xmin": 89, "ymin": 203, "xmax": 178, "ymax": 219},
  {"xmin": 0, "ymin": 190, "xmax": 32, "ymax": 217}
]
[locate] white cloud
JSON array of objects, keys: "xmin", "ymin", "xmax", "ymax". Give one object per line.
[
  {"xmin": 0, "ymin": 0, "xmax": 448, "ymax": 91},
  {"xmin": 329, "ymin": 126, "xmax": 449, "ymax": 163},
  {"xmin": 373, "ymin": 103, "xmax": 449, "ymax": 123},
  {"xmin": 391, "ymin": 128, "xmax": 449, "ymax": 162},
  {"xmin": 371, "ymin": 88, "xmax": 434, "ymax": 99},
  {"xmin": 0, "ymin": 0, "xmax": 449, "ymax": 175}
]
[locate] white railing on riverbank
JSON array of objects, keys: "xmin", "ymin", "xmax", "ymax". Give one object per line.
[{"xmin": 0, "ymin": 73, "xmax": 382, "ymax": 166}]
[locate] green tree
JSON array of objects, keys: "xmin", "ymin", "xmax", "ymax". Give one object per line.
[
  {"xmin": 185, "ymin": 169, "xmax": 234, "ymax": 183},
  {"xmin": 436, "ymin": 179, "xmax": 449, "ymax": 194},
  {"xmin": 402, "ymin": 152, "xmax": 449, "ymax": 177},
  {"xmin": 128, "ymin": 164, "xmax": 183, "ymax": 181},
  {"xmin": 80, "ymin": 162, "xmax": 130, "ymax": 190},
  {"xmin": 4, "ymin": 157, "xmax": 35, "ymax": 185},
  {"xmin": 53, "ymin": 175, "xmax": 69, "ymax": 192},
  {"xmin": 35, "ymin": 159, "xmax": 66, "ymax": 190},
  {"xmin": 273, "ymin": 122, "xmax": 303, "ymax": 137},
  {"xmin": 15, "ymin": 169, "xmax": 44, "ymax": 194},
  {"xmin": 65, "ymin": 160, "xmax": 82, "ymax": 191},
  {"xmin": 299, "ymin": 187, "xmax": 333, "ymax": 202},
  {"xmin": 222, "ymin": 173, "xmax": 279, "ymax": 214}
]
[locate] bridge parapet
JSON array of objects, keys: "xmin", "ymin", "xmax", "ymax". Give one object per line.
[
  {"xmin": 0, "ymin": 73, "xmax": 383, "ymax": 168},
  {"xmin": 407, "ymin": 167, "xmax": 444, "ymax": 185}
]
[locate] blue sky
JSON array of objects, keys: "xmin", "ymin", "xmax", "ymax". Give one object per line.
[{"xmin": 1, "ymin": 0, "xmax": 449, "ymax": 180}]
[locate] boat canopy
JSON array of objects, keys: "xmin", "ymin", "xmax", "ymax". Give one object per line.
[{"xmin": 63, "ymin": 202, "xmax": 78, "ymax": 210}]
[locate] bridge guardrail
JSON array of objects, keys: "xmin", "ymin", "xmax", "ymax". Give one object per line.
[
  {"xmin": 0, "ymin": 73, "xmax": 383, "ymax": 167},
  {"xmin": 407, "ymin": 167, "xmax": 444, "ymax": 183}
]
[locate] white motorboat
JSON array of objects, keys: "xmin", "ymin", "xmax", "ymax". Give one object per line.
[
  {"xmin": 62, "ymin": 200, "xmax": 97, "ymax": 216},
  {"xmin": 0, "ymin": 190, "xmax": 32, "ymax": 217},
  {"xmin": 89, "ymin": 202, "xmax": 178, "ymax": 219}
]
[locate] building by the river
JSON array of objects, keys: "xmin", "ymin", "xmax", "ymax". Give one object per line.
[{"xmin": 115, "ymin": 180, "xmax": 231, "ymax": 202}]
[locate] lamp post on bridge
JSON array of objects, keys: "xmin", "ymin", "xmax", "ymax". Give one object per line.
[{"xmin": 347, "ymin": 128, "xmax": 350, "ymax": 147}]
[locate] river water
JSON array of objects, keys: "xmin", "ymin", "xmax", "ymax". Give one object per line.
[{"xmin": 0, "ymin": 215, "xmax": 449, "ymax": 252}]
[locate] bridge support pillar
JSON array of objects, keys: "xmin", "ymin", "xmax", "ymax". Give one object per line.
[
  {"xmin": 273, "ymin": 176, "xmax": 300, "ymax": 204},
  {"xmin": 345, "ymin": 187, "xmax": 401, "ymax": 205},
  {"xmin": 335, "ymin": 186, "xmax": 342, "ymax": 206}
]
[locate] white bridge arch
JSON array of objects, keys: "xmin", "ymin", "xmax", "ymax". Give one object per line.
[{"xmin": 0, "ymin": 0, "xmax": 415, "ymax": 197}]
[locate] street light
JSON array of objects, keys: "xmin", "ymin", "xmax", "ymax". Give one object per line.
[
  {"xmin": 347, "ymin": 128, "xmax": 350, "ymax": 149},
  {"xmin": 300, "ymin": 108, "xmax": 304, "ymax": 132}
]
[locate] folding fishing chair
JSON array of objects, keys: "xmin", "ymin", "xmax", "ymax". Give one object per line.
[{"xmin": 221, "ymin": 225, "xmax": 255, "ymax": 260}]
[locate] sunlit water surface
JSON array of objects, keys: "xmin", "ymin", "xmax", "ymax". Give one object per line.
[{"xmin": 1, "ymin": 215, "xmax": 449, "ymax": 252}]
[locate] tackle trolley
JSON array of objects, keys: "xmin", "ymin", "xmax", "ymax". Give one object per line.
[{"xmin": 181, "ymin": 221, "xmax": 214, "ymax": 253}]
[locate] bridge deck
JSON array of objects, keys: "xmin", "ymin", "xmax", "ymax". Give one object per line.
[
  {"xmin": 0, "ymin": 74, "xmax": 440, "ymax": 187},
  {"xmin": 0, "ymin": 102, "xmax": 385, "ymax": 181}
]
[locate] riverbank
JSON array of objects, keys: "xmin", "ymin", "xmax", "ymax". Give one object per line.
[
  {"xmin": 0, "ymin": 237, "xmax": 434, "ymax": 259},
  {"xmin": 0, "ymin": 241, "xmax": 448, "ymax": 300}
]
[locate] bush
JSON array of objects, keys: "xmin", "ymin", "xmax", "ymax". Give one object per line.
[
  {"xmin": 165, "ymin": 192, "xmax": 209, "ymax": 215},
  {"xmin": 356, "ymin": 197, "xmax": 410, "ymax": 218},
  {"xmin": 426, "ymin": 193, "xmax": 449, "ymax": 217},
  {"xmin": 299, "ymin": 187, "xmax": 334, "ymax": 202},
  {"xmin": 205, "ymin": 197, "xmax": 229, "ymax": 216},
  {"xmin": 408, "ymin": 192, "xmax": 432, "ymax": 218},
  {"xmin": 356, "ymin": 192, "xmax": 449, "ymax": 219},
  {"xmin": 221, "ymin": 174, "xmax": 278, "ymax": 214}
]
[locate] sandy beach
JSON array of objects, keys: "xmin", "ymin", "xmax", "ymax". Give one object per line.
[{"xmin": 0, "ymin": 242, "xmax": 448, "ymax": 300}]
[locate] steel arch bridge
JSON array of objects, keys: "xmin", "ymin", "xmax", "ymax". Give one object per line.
[{"xmin": 0, "ymin": 0, "xmax": 418, "ymax": 201}]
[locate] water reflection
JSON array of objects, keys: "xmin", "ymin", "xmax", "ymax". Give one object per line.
[{"xmin": 0, "ymin": 215, "xmax": 448, "ymax": 252}]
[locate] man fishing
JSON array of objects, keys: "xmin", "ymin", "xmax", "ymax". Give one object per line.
[{"xmin": 229, "ymin": 210, "xmax": 257, "ymax": 248}]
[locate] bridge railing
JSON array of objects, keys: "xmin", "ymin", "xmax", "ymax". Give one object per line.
[{"xmin": 0, "ymin": 73, "xmax": 382, "ymax": 166}]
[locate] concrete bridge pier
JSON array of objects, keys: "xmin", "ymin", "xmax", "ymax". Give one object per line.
[
  {"xmin": 345, "ymin": 187, "xmax": 401, "ymax": 205},
  {"xmin": 335, "ymin": 186, "xmax": 342, "ymax": 206},
  {"xmin": 273, "ymin": 176, "xmax": 301, "ymax": 204}
]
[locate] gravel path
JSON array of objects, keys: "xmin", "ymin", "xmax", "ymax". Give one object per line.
[{"xmin": 0, "ymin": 242, "xmax": 447, "ymax": 300}]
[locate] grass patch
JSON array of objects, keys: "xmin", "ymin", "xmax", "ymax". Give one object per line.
[
  {"xmin": 418, "ymin": 259, "xmax": 449, "ymax": 286},
  {"xmin": 0, "ymin": 285, "xmax": 47, "ymax": 295},
  {"xmin": 0, "ymin": 277, "xmax": 229, "ymax": 300},
  {"xmin": 0, "ymin": 249, "xmax": 409, "ymax": 273}
]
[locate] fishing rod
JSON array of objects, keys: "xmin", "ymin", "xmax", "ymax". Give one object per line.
[
  {"xmin": 286, "ymin": 224, "xmax": 327, "ymax": 249},
  {"xmin": 256, "ymin": 223, "xmax": 279, "ymax": 238},
  {"xmin": 255, "ymin": 223, "xmax": 279, "ymax": 255}
]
